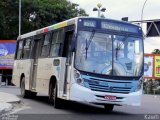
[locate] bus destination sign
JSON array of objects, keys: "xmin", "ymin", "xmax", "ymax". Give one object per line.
[
  {"xmin": 83, "ymin": 20, "xmax": 96, "ymax": 27},
  {"xmin": 101, "ymin": 22, "xmax": 139, "ymax": 33}
]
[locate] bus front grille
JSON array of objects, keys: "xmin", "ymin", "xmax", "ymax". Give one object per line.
[{"xmin": 84, "ymin": 78, "xmax": 132, "ymax": 94}]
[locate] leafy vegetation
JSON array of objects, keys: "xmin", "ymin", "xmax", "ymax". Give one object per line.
[
  {"xmin": 143, "ymin": 79, "xmax": 160, "ymax": 94},
  {"xmin": 143, "ymin": 49, "xmax": 160, "ymax": 95},
  {"xmin": 152, "ymin": 49, "xmax": 160, "ymax": 54},
  {"xmin": 0, "ymin": 0, "xmax": 88, "ymax": 39}
]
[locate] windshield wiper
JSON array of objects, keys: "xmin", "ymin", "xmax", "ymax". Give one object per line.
[
  {"xmin": 115, "ymin": 36, "xmax": 128, "ymax": 60},
  {"xmin": 85, "ymin": 30, "xmax": 95, "ymax": 60}
]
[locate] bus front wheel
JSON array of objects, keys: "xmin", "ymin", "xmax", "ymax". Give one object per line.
[
  {"xmin": 50, "ymin": 82, "xmax": 61, "ymax": 108},
  {"xmin": 104, "ymin": 104, "xmax": 114, "ymax": 112}
]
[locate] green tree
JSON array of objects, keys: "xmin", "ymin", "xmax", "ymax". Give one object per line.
[
  {"xmin": 152, "ymin": 49, "xmax": 160, "ymax": 54},
  {"xmin": 0, "ymin": 0, "xmax": 88, "ymax": 39}
]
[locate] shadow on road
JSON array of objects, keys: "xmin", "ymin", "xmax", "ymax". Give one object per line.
[{"xmin": 22, "ymin": 95, "xmax": 132, "ymax": 115}]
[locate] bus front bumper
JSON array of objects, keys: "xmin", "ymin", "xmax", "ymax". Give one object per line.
[{"xmin": 70, "ymin": 84, "xmax": 142, "ymax": 106}]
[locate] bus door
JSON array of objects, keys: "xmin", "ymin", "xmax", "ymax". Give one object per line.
[
  {"xmin": 62, "ymin": 29, "xmax": 74, "ymax": 95},
  {"xmin": 30, "ymin": 37, "xmax": 41, "ymax": 90}
]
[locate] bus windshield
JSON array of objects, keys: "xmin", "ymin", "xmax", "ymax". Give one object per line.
[{"xmin": 75, "ymin": 31, "xmax": 143, "ymax": 77}]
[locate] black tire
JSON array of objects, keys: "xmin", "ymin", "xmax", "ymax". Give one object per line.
[
  {"xmin": 20, "ymin": 77, "xmax": 30, "ymax": 98},
  {"xmin": 29, "ymin": 91, "xmax": 37, "ymax": 98},
  {"xmin": 104, "ymin": 104, "xmax": 114, "ymax": 112},
  {"xmin": 49, "ymin": 82, "xmax": 61, "ymax": 108}
]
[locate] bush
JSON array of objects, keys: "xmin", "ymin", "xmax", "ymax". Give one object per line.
[{"xmin": 143, "ymin": 79, "xmax": 160, "ymax": 95}]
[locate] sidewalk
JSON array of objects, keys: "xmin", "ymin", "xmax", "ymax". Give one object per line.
[
  {"xmin": 0, "ymin": 102, "xmax": 12, "ymax": 113},
  {"xmin": 0, "ymin": 90, "xmax": 20, "ymax": 114}
]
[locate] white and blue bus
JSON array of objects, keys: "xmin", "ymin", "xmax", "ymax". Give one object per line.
[{"xmin": 12, "ymin": 17, "xmax": 144, "ymax": 111}]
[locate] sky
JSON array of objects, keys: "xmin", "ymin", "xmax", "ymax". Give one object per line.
[{"xmin": 69, "ymin": 0, "xmax": 160, "ymax": 53}]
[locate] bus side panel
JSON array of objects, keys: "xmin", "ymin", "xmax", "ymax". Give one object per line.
[
  {"xmin": 36, "ymin": 58, "xmax": 53, "ymax": 95},
  {"xmin": 12, "ymin": 59, "xmax": 33, "ymax": 90},
  {"xmin": 12, "ymin": 60, "xmax": 21, "ymax": 87},
  {"xmin": 54, "ymin": 58, "xmax": 66, "ymax": 98},
  {"xmin": 35, "ymin": 57, "xmax": 66, "ymax": 98}
]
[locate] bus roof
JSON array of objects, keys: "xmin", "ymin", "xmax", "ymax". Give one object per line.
[
  {"xmin": 17, "ymin": 17, "xmax": 141, "ymax": 40},
  {"xmin": 17, "ymin": 17, "xmax": 78, "ymax": 40}
]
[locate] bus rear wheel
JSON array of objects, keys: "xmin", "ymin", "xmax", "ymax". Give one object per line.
[
  {"xmin": 20, "ymin": 77, "xmax": 37, "ymax": 98},
  {"xmin": 104, "ymin": 104, "xmax": 114, "ymax": 112},
  {"xmin": 20, "ymin": 77, "xmax": 30, "ymax": 98}
]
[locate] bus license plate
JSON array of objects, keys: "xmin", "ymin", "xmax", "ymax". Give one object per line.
[{"xmin": 104, "ymin": 95, "xmax": 116, "ymax": 100}]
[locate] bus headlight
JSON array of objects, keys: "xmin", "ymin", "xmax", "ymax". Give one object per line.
[
  {"xmin": 76, "ymin": 78, "xmax": 84, "ymax": 85},
  {"xmin": 74, "ymin": 71, "xmax": 80, "ymax": 79},
  {"xmin": 135, "ymin": 77, "xmax": 143, "ymax": 92},
  {"xmin": 74, "ymin": 70, "xmax": 84, "ymax": 86}
]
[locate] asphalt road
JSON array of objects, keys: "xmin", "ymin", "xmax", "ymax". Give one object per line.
[{"xmin": 0, "ymin": 86, "xmax": 160, "ymax": 120}]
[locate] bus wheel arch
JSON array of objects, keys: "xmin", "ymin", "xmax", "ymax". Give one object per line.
[
  {"xmin": 20, "ymin": 73, "xmax": 25, "ymax": 88},
  {"xmin": 20, "ymin": 74, "xmax": 37, "ymax": 98},
  {"xmin": 20, "ymin": 74, "xmax": 30, "ymax": 98},
  {"xmin": 48, "ymin": 75, "xmax": 61, "ymax": 108},
  {"xmin": 49, "ymin": 76, "xmax": 57, "ymax": 96}
]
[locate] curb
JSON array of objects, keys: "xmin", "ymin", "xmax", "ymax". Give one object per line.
[
  {"xmin": 0, "ymin": 102, "xmax": 13, "ymax": 115},
  {"xmin": 0, "ymin": 92, "xmax": 21, "ymax": 103},
  {"xmin": 0, "ymin": 92, "xmax": 21, "ymax": 114}
]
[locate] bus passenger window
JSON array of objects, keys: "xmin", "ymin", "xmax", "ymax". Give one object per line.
[
  {"xmin": 50, "ymin": 44, "xmax": 61, "ymax": 57},
  {"xmin": 50, "ymin": 30, "xmax": 64, "ymax": 57},
  {"xmin": 16, "ymin": 41, "xmax": 23, "ymax": 59},
  {"xmin": 23, "ymin": 38, "xmax": 32, "ymax": 59},
  {"xmin": 40, "ymin": 33, "xmax": 50, "ymax": 57}
]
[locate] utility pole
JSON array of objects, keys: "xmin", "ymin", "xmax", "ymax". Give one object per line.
[{"xmin": 19, "ymin": 0, "xmax": 21, "ymax": 36}]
